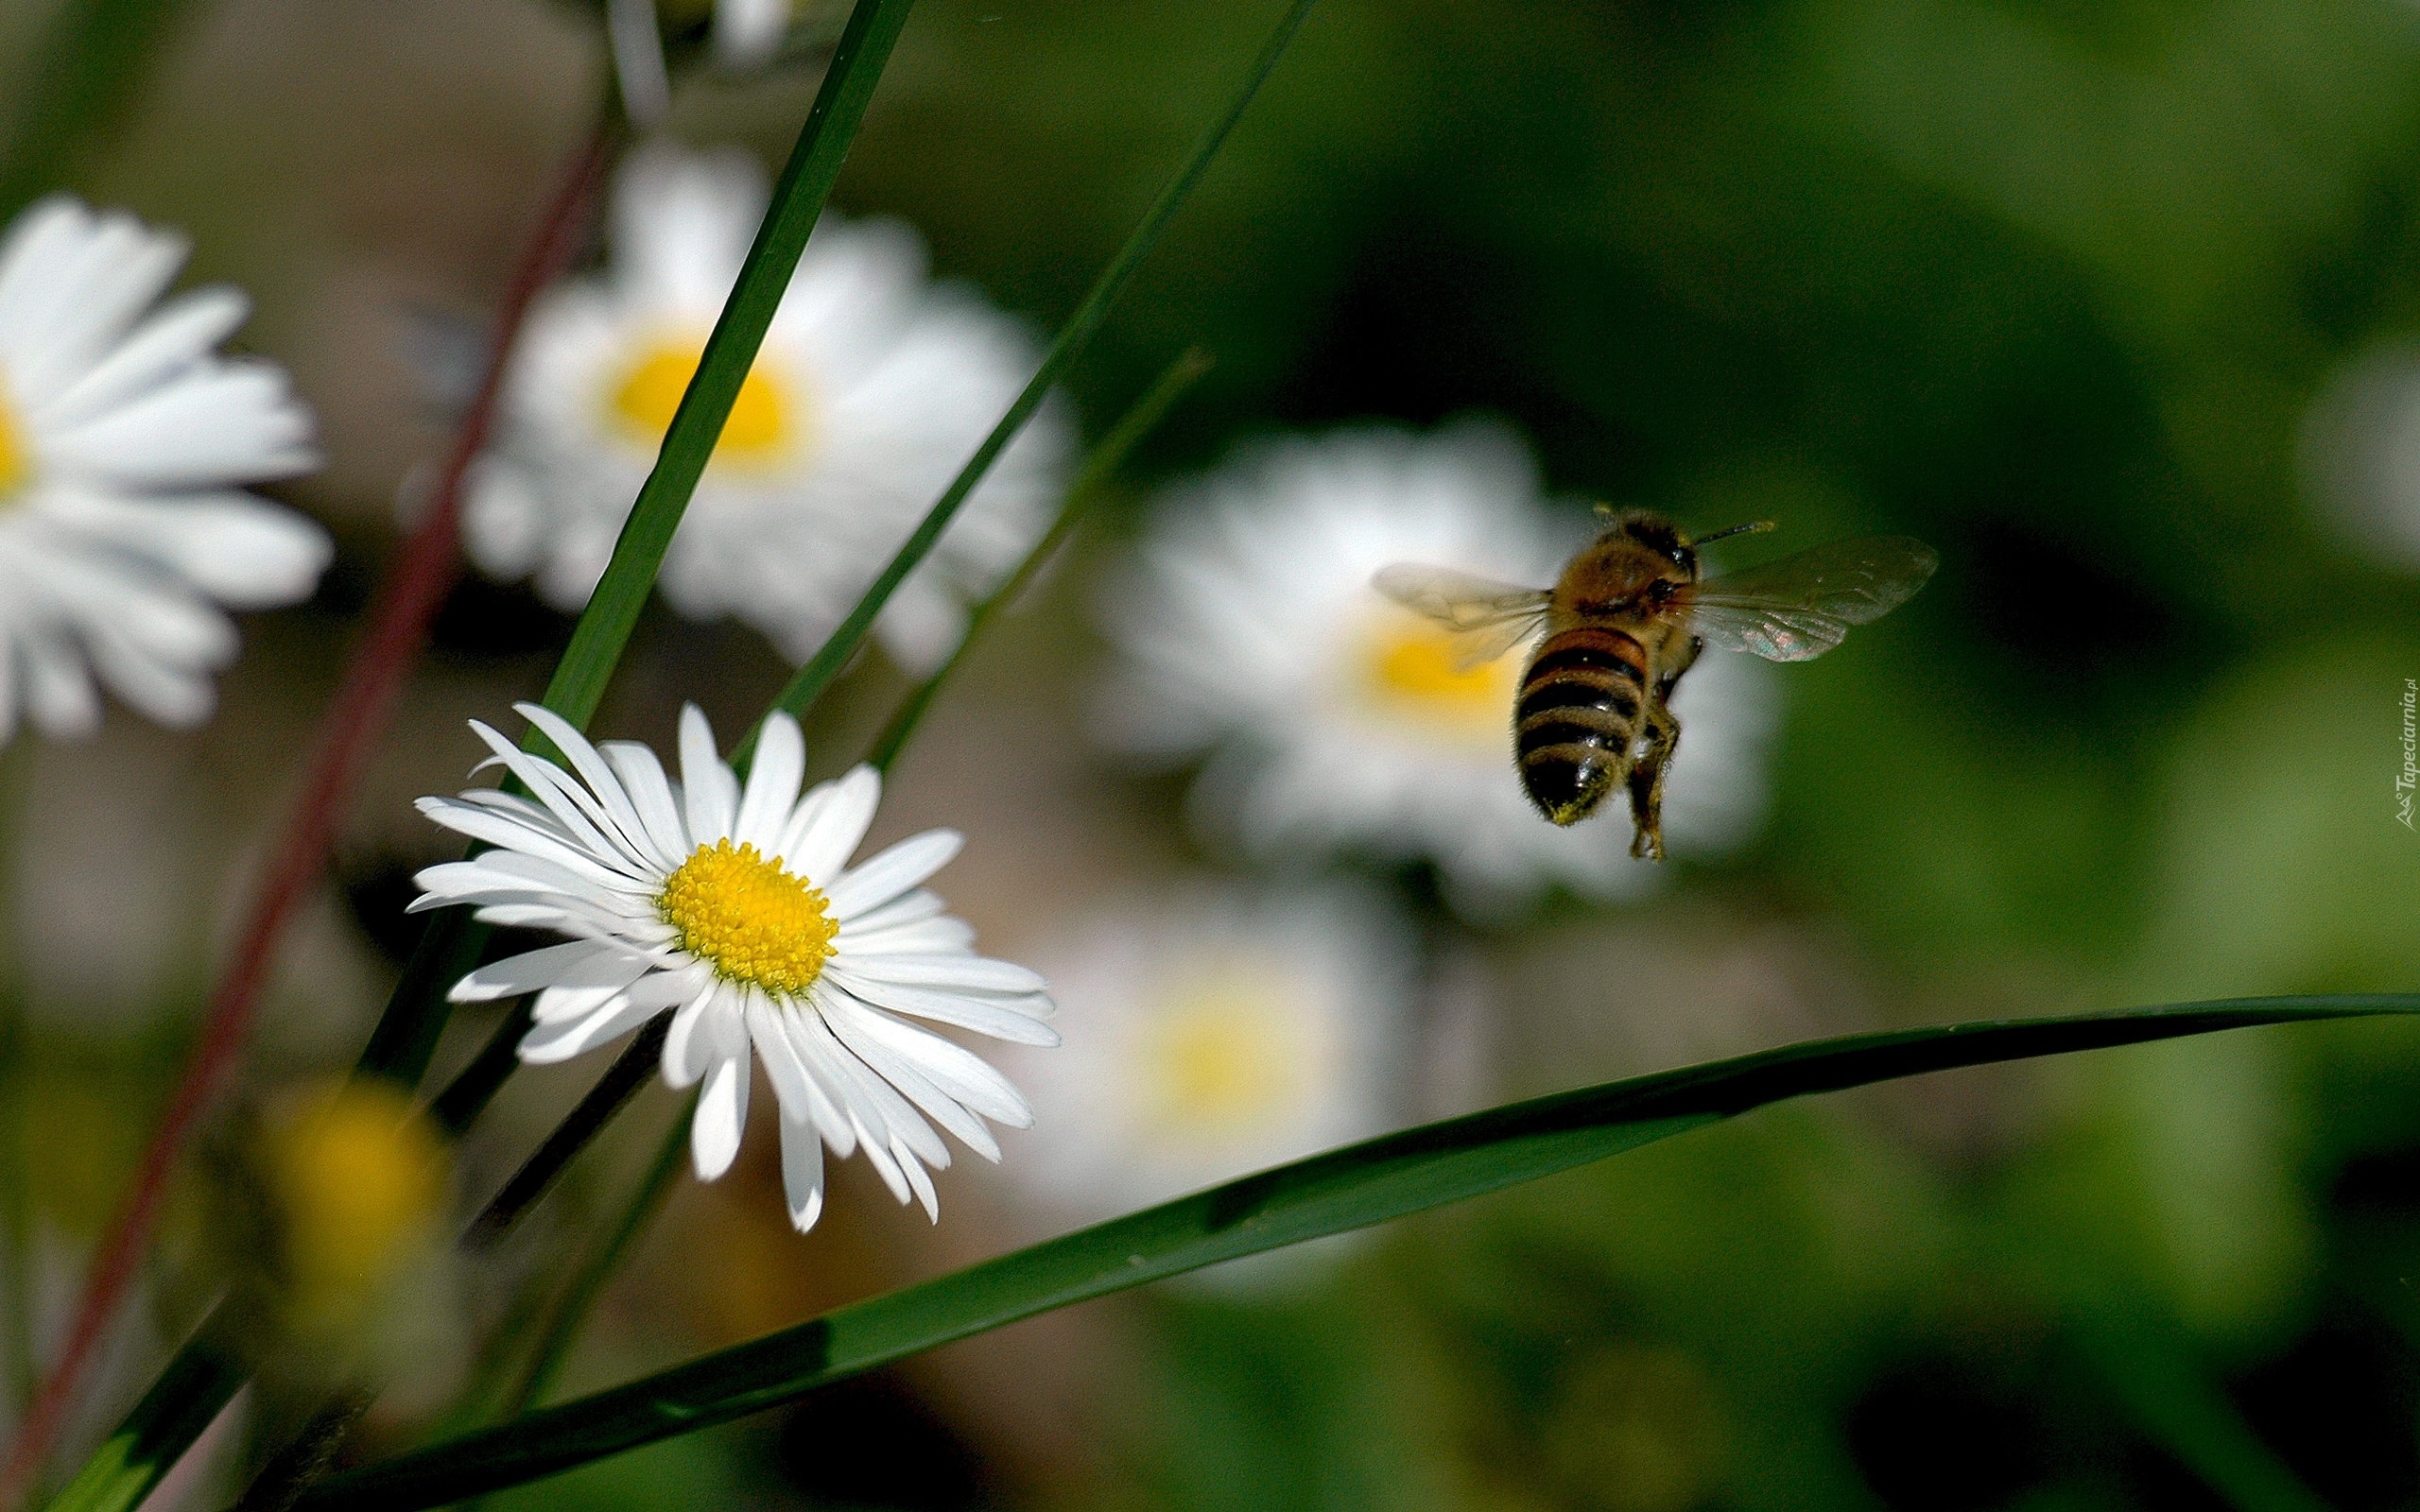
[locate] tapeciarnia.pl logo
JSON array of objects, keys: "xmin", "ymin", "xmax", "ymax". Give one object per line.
[{"xmin": 2400, "ymin": 678, "xmax": 2416, "ymax": 831}]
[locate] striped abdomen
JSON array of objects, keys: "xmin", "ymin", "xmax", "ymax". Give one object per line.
[{"xmin": 1514, "ymin": 626, "xmax": 1646, "ymax": 825}]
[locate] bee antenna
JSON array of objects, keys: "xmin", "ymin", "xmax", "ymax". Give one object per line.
[{"xmin": 1691, "ymin": 520, "xmax": 1777, "ymax": 546}]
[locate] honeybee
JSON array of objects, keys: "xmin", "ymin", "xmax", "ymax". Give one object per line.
[{"xmin": 1374, "ymin": 511, "xmax": 1937, "ymax": 861}]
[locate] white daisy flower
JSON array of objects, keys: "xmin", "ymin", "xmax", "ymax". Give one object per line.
[
  {"xmin": 411, "ymin": 701, "xmax": 1056, "ymax": 1230},
  {"xmin": 993, "ymin": 882, "xmax": 1408, "ymax": 1228},
  {"xmin": 2299, "ymin": 341, "xmax": 2420, "ymax": 570},
  {"xmin": 1098, "ymin": 421, "xmax": 1776, "ymax": 917},
  {"xmin": 0, "ymin": 195, "xmax": 325, "ymax": 743},
  {"xmin": 714, "ymin": 0, "xmax": 796, "ymax": 67},
  {"xmin": 466, "ymin": 144, "xmax": 1069, "ymax": 673}
]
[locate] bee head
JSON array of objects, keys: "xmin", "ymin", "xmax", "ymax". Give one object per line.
[{"xmin": 1603, "ymin": 511, "xmax": 1696, "ymax": 575}]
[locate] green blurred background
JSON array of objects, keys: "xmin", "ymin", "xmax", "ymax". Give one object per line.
[{"xmin": 12, "ymin": 0, "xmax": 2420, "ymax": 1506}]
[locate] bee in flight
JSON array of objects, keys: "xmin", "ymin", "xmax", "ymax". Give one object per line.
[{"xmin": 1374, "ymin": 511, "xmax": 1937, "ymax": 861}]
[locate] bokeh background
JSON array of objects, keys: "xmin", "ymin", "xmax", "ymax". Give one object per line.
[{"xmin": 10, "ymin": 0, "xmax": 2420, "ymax": 1506}]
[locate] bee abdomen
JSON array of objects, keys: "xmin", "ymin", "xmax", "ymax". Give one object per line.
[{"xmin": 1514, "ymin": 627, "xmax": 1647, "ymax": 826}]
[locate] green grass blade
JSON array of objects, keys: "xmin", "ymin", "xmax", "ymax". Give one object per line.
[
  {"xmin": 736, "ymin": 0, "xmax": 1318, "ymax": 765},
  {"xmin": 295, "ymin": 996, "xmax": 2419, "ymax": 1512},
  {"xmin": 42, "ymin": 1320, "xmax": 244, "ymax": 1512},
  {"xmin": 864, "ymin": 346, "xmax": 1212, "ymax": 772}
]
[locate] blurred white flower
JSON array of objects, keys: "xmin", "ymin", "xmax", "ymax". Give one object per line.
[
  {"xmin": 467, "ymin": 145, "xmax": 1068, "ymax": 672},
  {"xmin": 606, "ymin": 0, "xmax": 671, "ymax": 128},
  {"xmin": 1098, "ymin": 421, "xmax": 1775, "ymax": 917},
  {"xmin": 0, "ymin": 196, "xmax": 325, "ymax": 743},
  {"xmin": 715, "ymin": 0, "xmax": 795, "ymax": 66},
  {"xmin": 2300, "ymin": 342, "xmax": 2420, "ymax": 569},
  {"xmin": 993, "ymin": 882, "xmax": 1409, "ymax": 1231},
  {"xmin": 413, "ymin": 701, "xmax": 1056, "ymax": 1230}
]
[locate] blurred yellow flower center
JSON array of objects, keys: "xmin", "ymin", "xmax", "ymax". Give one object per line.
[
  {"xmin": 1358, "ymin": 613, "xmax": 1518, "ymax": 736},
  {"xmin": 611, "ymin": 340, "xmax": 805, "ymax": 467},
  {"xmin": 1143, "ymin": 986, "xmax": 1297, "ymax": 1134},
  {"xmin": 265, "ymin": 1082, "xmax": 445, "ymax": 1321},
  {"xmin": 0, "ymin": 384, "xmax": 31, "ymax": 498},
  {"xmin": 661, "ymin": 838, "xmax": 837, "ymax": 995}
]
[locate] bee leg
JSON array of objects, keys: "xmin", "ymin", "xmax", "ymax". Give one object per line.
[{"xmin": 1627, "ymin": 708, "xmax": 1679, "ymax": 861}]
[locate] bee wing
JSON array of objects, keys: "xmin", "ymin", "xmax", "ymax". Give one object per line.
[
  {"xmin": 1372, "ymin": 563, "xmax": 1554, "ymax": 670},
  {"xmin": 1680, "ymin": 535, "xmax": 1938, "ymax": 662}
]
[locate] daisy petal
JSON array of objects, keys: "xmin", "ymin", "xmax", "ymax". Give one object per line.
[
  {"xmin": 678, "ymin": 703, "xmax": 738, "ymax": 843},
  {"xmin": 826, "ymin": 829, "xmax": 961, "ymax": 919},
  {"xmin": 41, "ymin": 286, "xmax": 251, "ymax": 427},
  {"xmin": 453, "ymin": 939, "xmax": 648, "ymax": 1004},
  {"xmin": 837, "ymin": 887, "xmax": 948, "ymax": 936},
  {"xmin": 896, "ymin": 1138, "xmax": 941, "ymax": 1222},
  {"xmin": 785, "ymin": 765, "xmax": 880, "ymax": 883},
  {"xmin": 833, "ymin": 999, "xmax": 1032, "ymax": 1127},
  {"xmin": 691, "ymin": 1055, "xmax": 750, "ymax": 1180},
  {"xmin": 416, "ymin": 798, "xmax": 659, "ymax": 898},
  {"xmin": 601, "ymin": 739, "xmax": 691, "ymax": 862},
  {"xmin": 840, "ymin": 953, "xmax": 1045, "ymax": 994},
  {"xmin": 748, "ymin": 997, "xmax": 850, "ymax": 1147},
  {"xmin": 796, "ymin": 1005, "xmax": 949, "ymax": 1170},
  {"xmin": 779, "ymin": 1114, "xmax": 825, "ymax": 1232},
  {"xmin": 821, "ymin": 970, "xmax": 1059, "ymax": 1046},
  {"xmin": 841, "ymin": 916, "xmax": 978, "ymax": 957},
  {"xmin": 515, "ymin": 702, "xmax": 674, "ymax": 871},
  {"xmin": 821, "ymin": 1003, "xmax": 1000, "ymax": 1161},
  {"xmin": 735, "ymin": 711, "xmax": 804, "ymax": 850},
  {"xmin": 662, "ymin": 978, "xmax": 732, "ymax": 1090},
  {"xmin": 519, "ymin": 993, "xmax": 666, "ymax": 1064}
]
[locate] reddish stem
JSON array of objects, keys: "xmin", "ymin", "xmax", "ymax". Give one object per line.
[{"xmin": 0, "ymin": 119, "xmax": 614, "ymax": 1505}]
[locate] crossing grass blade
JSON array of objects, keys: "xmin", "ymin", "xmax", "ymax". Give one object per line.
[
  {"xmin": 734, "ymin": 0, "xmax": 1319, "ymax": 768},
  {"xmin": 536, "ymin": 0, "xmax": 918, "ymax": 734},
  {"xmin": 292, "ymin": 996, "xmax": 2420, "ymax": 1512},
  {"xmin": 864, "ymin": 346, "xmax": 1212, "ymax": 773}
]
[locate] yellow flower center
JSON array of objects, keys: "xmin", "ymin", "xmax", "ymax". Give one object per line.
[
  {"xmin": 610, "ymin": 339, "xmax": 807, "ymax": 468},
  {"xmin": 1357, "ymin": 610, "xmax": 1519, "ymax": 742},
  {"xmin": 1142, "ymin": 982, "xmax": 1300, "ymax": 1135},
  {"xmin": 264, "ymin": 1081, "xmax": 446, "ymax": 1325},
  {"xmin": 659, "ymin": 838, "xmax": 837, "ymax": 995},
  {"xmin": 0, "ymin": 381, "xmax": 33, "ymax": 499}
]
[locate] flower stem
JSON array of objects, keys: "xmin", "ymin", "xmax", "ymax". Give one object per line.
[
  {"xmin": 230, "ymin": 1388, "xmax": 376, "ymax": 1512},
  {"xmin": 0, "ymin": 740, "xmax": 34, "ymax": 1419},
  {"xmin": 863, "ymin": 346, "xmax": 1211, "ymax": 774},
  {"xmin": 460, "ymin": 1020, "xmax": 668, "ymax": 1248},
  {"xmin": 6, "ymin": 112, "xmax": 617, "ymax": 1511},
  {"xmin": 502, "ymin": 1108, "xmax": 690, "ymax": 1418},
  {"xmin": 426, "ymin": 1001, "xmax": 537, "ymax": 1139}
]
